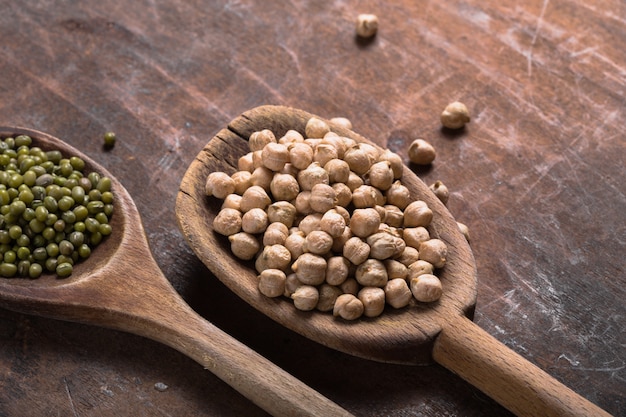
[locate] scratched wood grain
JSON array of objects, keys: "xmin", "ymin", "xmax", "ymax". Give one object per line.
[{"xmin": 0, "ymin": 0, "xmax": 624, "ymax": 416}]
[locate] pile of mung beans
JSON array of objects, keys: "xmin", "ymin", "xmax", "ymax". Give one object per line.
[
  {"xmin": 0, "ymin": 134, "xmax": 113, "ymax": 279},
  {"xmin": 206, "ymin": 116, "xmax": 454, "ymax": 320}
]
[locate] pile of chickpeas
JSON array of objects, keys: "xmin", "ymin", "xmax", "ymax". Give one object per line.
[{"xmin": 206, "ymin": 117, "xmax": 452, "ymax": 320}]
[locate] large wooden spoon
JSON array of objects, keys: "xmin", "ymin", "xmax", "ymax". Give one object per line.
[
  {"xmin": 176, "ymin": 105, "xmax": 611, "ymax": 417},
  {"xmin": 0, "ymin": 126, "xmax": 354, "ymax": 417}
]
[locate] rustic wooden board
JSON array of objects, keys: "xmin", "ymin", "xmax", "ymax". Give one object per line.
[{"xmin": 0, "ymin": 1, "xmax": 624, "ymax": 416}]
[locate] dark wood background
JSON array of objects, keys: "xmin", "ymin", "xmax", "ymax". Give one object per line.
[{"xmin": 1, "ymin": 1, "xmax": 624, "ymax": 416}]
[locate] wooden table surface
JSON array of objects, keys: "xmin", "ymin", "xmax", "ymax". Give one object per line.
[{"xmin": 0, "ymin": 1, "xmax": 624, "ymax": 416}]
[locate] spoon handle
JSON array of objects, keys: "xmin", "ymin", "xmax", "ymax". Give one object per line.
[{"xmin": 432, "ymin": 315, "xmax": 611, "ymax": 417}]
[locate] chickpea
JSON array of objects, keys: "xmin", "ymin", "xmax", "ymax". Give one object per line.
[
  {"xmin": 332, "ymin": 182, "xmax": 353, "ymax": 207},
  {"xmin": 320, "ymin": 209, "xmax": 347, "ymax": 238},
  {"xmin": 279, "ymin": 129, "xmax": 304, "ymax": 145},
  {"xmin": 325, "ymin": 159, "xmax": 351, "ymax": 183},
  {"xmin": 350, "ymin": 208, "xmax": 381, "ymax": 238},
  {"xmin": 317, "ymin": 284, "xmax": 343, "ymax": 312},
  {"xmin": 294, "ymin": 190, "xmax": 314, "ymax": 215},
  {"xmin": 395, "ymin": 246, "xmax": 420, "ymax": 267},
  {"xmin": 221, "ymin": 194, "xmax": 242, "ymax": 211},
  {"xmin": 359, "ymin": 143, "xmax": 380, "ymax": 163},
  {"xmin": 333, "ymin": 293, "xmax": 364, "ymax": 320},
  {"xmin": 332, "ymin": 226, "xmax": 353, "ymax": 253},
  {"xmin": 325, "ymin": 256, "xmax": 350, "ymax": 286},
  {"xmin": 320, "ymin": 135, "xmax": 349, "ymax": 159},
  {"xmin": 383, "ymin": 204, "xmax": 404, "ymax": 228},
  {"xmin": 258, "ymin": 269, "xmax": 287, "ymax": 298},
  {"xmin": 267, "ymin": 201, "xmax": 297, "ymax": 227},
  {"xmin": 284, "ymin": 273, "xmax": 303, "ymax": 298},
  {"xmin": 410, "ymin": 274, "xmax": 443, "ymax": 302},
  {"xmin": 261, "ymin": 142, "xmax": 290, "ymax": 172},
  {"xmin": 292, "ymin": 285, "xmax": 319, "ymax": 311},
  {"xmin": 249, "ymin": 129, "xmax": 276, "ymax": 152},
  {"xmin": 385, "ymin": 181, "xmax": 411, "ymax": 209},
  {"xmin": 289, "ymin": 142, "xmax": 314, "ymax": 170},
  {"xmin": 213, "ymin": 208, "xmax": 242, "ymax": 236},
  {"xmin": 256, "ymin": 244, "xmax": 291, "ymax": 272},
  {"xmin": 403, "ymin": 227, "xmax": 430, "ymax": 249},
  {"xmin": 305, "ymin": 117, "xmax": 331, "ymax": 138},
  {"xmin": 309, "ymin": 183, "xmax": 337, "ymax": 213},
  {"xmin": 457, "ymin": 222, "xmax": 470, "ymax": 242},
  {"xmin": 292, "ymin": 253, "xmax": 327, "ymax": 285},
  {"xmin": 408, "ymin": 139, "xmax": 436, "ymax": 165},
  {"xmin": 355, "ymin": 259, "xmax": 388, "ymax": 287},
  {"xmin": 270, "ymin": 173, "xmax": 300, "ymax": 201},
  {"xmin": 343, "ymin": 145, "xmax": 372, "ymax": 175},
  {"xmin": 378, "ymin": 149, "xmax": 404, "ymax": 179},
  {"xmin": 418, "ymin": 239, "xmax": 448, "ymax": 268},
  {"xmin": 205, "ymin": 172, "xmax": 235, "ymax": 199},
  {"xmin": 250, "ymin": 166, "xmax": 274, "ymax": 192},
  {"xmin": 238, "ymin": 152, "xmax": 255, "ymax": 172},
  {"xmin": 313, "ymin": 143, "xmax": 338, "ymax": 167},
  {"xmin": 241, "ymin": 208, "xmax": 269, "ymax": 234},
  {"xmin": 407, "ymin": 259, "xmax": 434, "ymax": 279},
  {"xmin": 366, "ymin": 161, "xmax": 394, "ymax": 191},
  {"xmin": 231, "ymin": 171, "xmax": 252, "ymax": 195},
  {"xmin": 352, "ymin": 185, "xmax": 385, "ymax": 208},
  {"xmin": 298, "ymin": 213, "xmax": 322, "ymax": 235},
  {"xmin": 304, "ymin": 230, "xmax": 334, "ymax": 255},
  {"xmin": 403, "ymin": 200, "xmax": 433, "ymax": 228},
  {"xmin": 297, "ymin": 162, "xmax": 329, "ymax": 191},
  {"xmin": 384, "ymin": 278, "xmax": 412, "ymax": 309},
  {"xmin": 383, "ymin": 259, "xmax": 408, "ymax": 280},
  {"xmin": 251, "ymin": 150, "xmax": 265, "ymax": 170},
  {"xmin": 343, "ymin": 236, "xmax": 370, "ymax": 265},
  {"xmin": 346, "ymin": 171, "xmax": 364, "ymax": 191},
  {"xmin": 367, "ymin": 232, "xmax": 405, "ymax": 260},
  {"xmin": 358, "ymin": 287, "xmax": 385, "ymax": 318},
  {"xmin": 284, "ymin": 230, "xmax": 306, "ymax": 259},
  {"xmin": 429, "ymin": 180, "xmax": 449, "ymax": 205},
  {"xmin": 280, "ymin": 163, "xmax": 299, "ymax": 177},
  {"xmin": 228, "ymin": 232, "xmax": 260, "ymax": 260},
  {"xmin": 263, "ymin": 222, "xmax": 289, "ymax": 246},
  {"xmin": 329, "ymin": 117, "xmax": 352, "ymax": 130},
  {"xmin": 441, "ymin": 101, "xmax": 470, "ymax": 129},
  {"xmin": 356, "ymin": 14, "xmax": 378, "ymax": 38},
  {"xmin": 340, "ymin": 278, "xmax": 360, "ymax": 296}
]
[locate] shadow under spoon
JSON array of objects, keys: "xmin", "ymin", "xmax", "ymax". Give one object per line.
[
  {"xmin": 176, "ymin": 105, "xmax": 612, "ymax": 417},
  {"xmin": 0, "ymin": 126, "xmax": 354, "ymax": 417}
]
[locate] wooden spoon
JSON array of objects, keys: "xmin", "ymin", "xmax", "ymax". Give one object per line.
[
  {"xmin": 176, "ymin": 105, "xmax": 611, "ymax": 417},
  {"xmin": 0, "ymin": 126, "xmax": 354, "ymax": 417}
]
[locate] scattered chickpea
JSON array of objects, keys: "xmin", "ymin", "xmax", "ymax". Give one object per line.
[
  {"xmin": 332, "ymin": 226, "xmax": 353, "ymax": 253},
  {"xmin": 367, "ymin": 232, "xmax": 405, "ymax": 260},
  {"xmin": 403, "ymin": 227, "xmax": 430, "ymax": 249},
  {"xmin": 441, "ymin": 101, "xmax": 470, "ymax": 129},
  {"xmin": 332, "ymin": 182, "xmax": 353, "ymax": 207},
  {"xmin": 250, "ymin": 166, "xmax": 274, "ymax": 191},
  {"xmin": 309, "ymin": 183, "xmax": 337, "ymax": 213},
  {"xmin": 344, "ymin": 145, "xmax": 373, "ymax": 175},
  {"xmin": 263, "ymin": 222, "xmax": 289, "ymax": 246},
  {"xmin": 395, "ymin": 246, "xmax": 420, "ymax": 267},
  {"xmin": 298, "ymin": 213, "xmax": 322, "ymax": 235},
  {"xmin": 305, "ymin": 117, "xmax": 330, "ymax": 138},
  {"xmin": 383, "ymin": 259, "xmax": 408, "ymax": 280},
  {"xmin": 351, "ymin": 185, "xmax": 384, "ymax": 208},
  {"xmin": 213, "ymin": 208, "xmax": 242, "ymax": 236},
  {"xmin": 317, "ymin": 284, "xmax": 343, "ymax": 312},
  {"xmin": 292, "ymin": 285, "xmax": 320, "ymax": 311},
  {"xmin": 313, "ymin": 143, "xmax": 338, "ymax": 167},
  {"xmin": 304, "ymin": 230, "xmax": 334, "ymax": 255},
  {"xmin": 270, "ymin": 173, "xmax": 300, "ymax": 201},
  {"xmin": 320, "ymin": 209, "xmax": 347, "ymax": 238},
  {"xmin": 256, "ymin": 244, "xmax": 291, "ymax": 271},
  {"xmin": 356, "ymin": 14, "xmax": 379, "ymax": 38},
  {"xmin": 284, "ymin": 273, "xmax": 302, "ymax": 297},
  {"xmin": 238, "ymin": 152, "xmax": 255, "ymax": 172},
  {"xmin": 206, "ymin": 172, "xmax": 235, "ymax": 199},
  {"xmin": 366, "ymin": 161, "xmax": 394, "ymax": 191},
  {"xmin": 343, "ymin": 236, "xmax": 371, "ymax": 265},
  {"xmin": 239, "ymin": 185, "xmax": 271, "ymax": 212},
  {"xmin": 408, "ymin": 139, "xmax": 436, "ymax": 165},
  {"xmin": 457, "ymin": 222, "xmax": 470, "ymax": 242},
  {"xmin": 378, "ymin": 149, "xmax": 404, "ymax": 179},
  {"xmin": 384, "ymin": 278, "xmax": 413, "ymax": 309},
  {"xmin": 410, "ymin": 274, "xmax": 443, "ymax": 302},
  {"xmin": 297, "ymin": 162, "xmax": 329, "ymax": 191},
  {"xmin": 350, "ymin": 208, "xmax": 381, "ymax": 238},
  {"xmin": 358, "ymin": 287, "xmax": 386, "ymax": 318},
  {"xmin": 258, "ymin": 269, "xmax": 287, "ymax": 298},
  {"xmin": 284, "ymin": 230, "xmax": 307, "ymax": 259},
  {"xmin": 294, "ymin": 190, "xmax": 314, "ymax": 215},
  {"xmin": 325, "ymin": 159, "xmax": 351, "ymax": 183},
  {"xmin": 333, "ymin": 294, "xmax": 364, "ymax": 320},
  {"xmin": 289, "ymin": 142, "xmax": 314, "ymax": 170},
  {"xmin": 346, "ymin": 171, "xmax": 364, "ymax": 191},
  {"xmin": 383, "ymin": 205, "xmax": 404, "ymax": 228},
  {"xmin": 385, "ymin": 181, "xmax": 412, "ymax": 209},
  {"xmin": 321, "ymin": 135, "xmax": 349, "ymax": 159},
  {"xmin": 407, "ymin": 259, "xmax": 435, "ymax": 280},
  {"xmin": 279, "ymin": 129, "xmax": 304, "ymax": 145},
  {"xmin": 231, "ymin": 171, "xmax": 252, "ymax": 195},
  {"xmin": 221, "ymin": 194, "xmax": 242, "ymax": 211},
  {"xmin": 430, "ymin": 180, "xmax": 449, "ymax": 205},
  {"xmin": 418, "ymin": 239, "xmax": 448, "ymax": 268},
  {"xmin": 340, "ymin": 278, "xmax": 360, "ymax": 296},
  {"xmin": 267, "ymin": 201, "xmax": 297, "ymax": 227}
]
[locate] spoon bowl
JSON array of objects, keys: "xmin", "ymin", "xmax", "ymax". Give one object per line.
[
  {"xmin": 0, "ymin": 126, "xmax": 354, "ymax": 417},
  {"xmin": 176, "ymin": 105, "xmax": 611, "ymax": 417}
]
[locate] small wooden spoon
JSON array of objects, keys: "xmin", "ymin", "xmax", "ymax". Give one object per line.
[
  {"xmin": 0, "ymin": 126, "xmax": 354, "ymax": 417},
  {"xmin": 176, "ymin": 105, "xmax": 611, "ymax": 417}
]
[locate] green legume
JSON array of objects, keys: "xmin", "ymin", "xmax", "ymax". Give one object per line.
[{"xmin": 0, "ymin": 134, "xmax": 114, "ymax": 278}]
